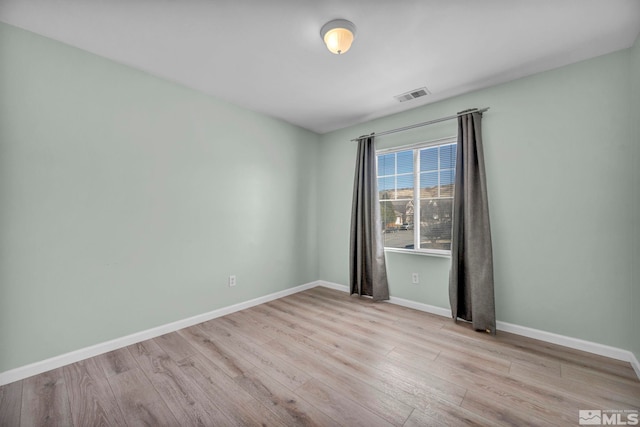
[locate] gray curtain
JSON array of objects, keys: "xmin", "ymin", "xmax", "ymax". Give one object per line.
[
  {"xmin": 350, "ymin": 135, "xmax": 390, "ymax": 301},
  {"xmin": 449, "ymin": 111, "xmax": 496, "ymax": 334}
]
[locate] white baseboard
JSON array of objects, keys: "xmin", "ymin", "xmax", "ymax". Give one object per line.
[
  {"xmin": 2, "ymin": 279, "xmax": 638, "ymax": 385},
  {"xmin": 317, "ymin": 280, "xmax": 640, "ymax": 379},
  {"xmin": 319, "ymin": 281, "xmax": 453, "ymax": 318},
  {"xmin": 318, "ymin": 280, "xmax": 349, "ymax": 293},
  {"xmin": 0, "ymin": 280, "xmax": 320, "ymax": 386},
  {"xmin": 494, "ymin": 320, "xmax": 636, "ymax": 363},
  {"xmin": 629, "ymin": 351, "xmax": 640, "ymax": 379},
  {"xmin": 388, "ymin": 295, "xmax": 453, "ymax": 318}
]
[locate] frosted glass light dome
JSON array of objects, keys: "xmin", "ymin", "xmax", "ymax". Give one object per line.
[{"xmin": 320, "ymin": 19, "xmax": 357, "ymax": 54}]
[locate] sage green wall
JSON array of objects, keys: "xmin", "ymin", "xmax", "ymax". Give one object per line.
[
  {"xmin": 1, "ymin": 20, "xmax": 637, "ymax": 375},
  {"xmin": 0, "ymin": 23, "xmax": 319, "ymax": 373},
  {"xmin": 631, "ymin": 35, "xmax": 640, "ymax": 363},
  {"xmin": 319, "ymin": 45, "xmax": 637, "ymax": 351}
]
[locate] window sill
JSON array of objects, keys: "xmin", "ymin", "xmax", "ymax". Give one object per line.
[{"xmin": 384, "ymin": 248, "xmax": 451, "ymax": 258}]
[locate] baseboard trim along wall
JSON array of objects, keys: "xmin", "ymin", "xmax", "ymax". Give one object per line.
[
  {"xmin": 319, "ymin": 280, "xmax": 640, "ymax": 379},
  {"xmin": 1, "ymin": 279, "xmax": 638, "ymax": 385},
  {"xmin": 0, "ymin": 281, "xmax": 321, "ymax": 386}
]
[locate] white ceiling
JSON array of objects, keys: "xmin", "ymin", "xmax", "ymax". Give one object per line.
[{"xmin": 1, "ymin": 0, "xmax": 639, "ymax": 134}]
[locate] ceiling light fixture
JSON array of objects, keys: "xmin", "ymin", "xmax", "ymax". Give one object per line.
[{"xmin": 320, "ymin": 19, "xmax": 356, "ymax": 55}]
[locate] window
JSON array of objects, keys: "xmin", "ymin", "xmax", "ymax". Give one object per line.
[{"xmin": 377, "ymin": 137, "xmax": 457, "ymax": 255}]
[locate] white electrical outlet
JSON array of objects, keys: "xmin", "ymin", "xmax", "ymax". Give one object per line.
[
  {"xmin": 412, "ymin": 273, "xmax": 419, "ymax": 284},
  {"xmin": 228, "ymin": 275, "xmax": 237, "ymax": 287}
]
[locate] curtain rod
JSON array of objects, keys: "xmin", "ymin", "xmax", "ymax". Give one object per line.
[{"xmin": 350, "ymin": 107, "xmax": 489, "ymax": 142}]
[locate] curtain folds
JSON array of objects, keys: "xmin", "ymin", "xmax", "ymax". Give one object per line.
[
  {"xmin": 350, "ymin": 136, "xmax": 390, "ymax": 301},
  {"xmin": 449, "ymin": 111, "xmax": 496, "ymax": 334}
]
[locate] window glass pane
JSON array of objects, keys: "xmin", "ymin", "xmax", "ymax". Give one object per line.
[
  {"xmin": 396, "ymin": 150, "xmax": 413, "ymax": 174},
  {"xmin": 396, "ymin": 175, "xmax": 413, "ymax": 190},
  {"xmin": 440, "ymin": 169, "xmax": 455, "ymax": 197},
  {"xmin": 439, "ymin": 169, "xmax": 455, "ymax": 186},
  {"xmin": 420, "ymin": 199, "xmax": 454, "ymax": 251},
  {"xmin": 439, "ymin": 144, "xmax": 456, "ymax": 169},
  {"xmin": 378, "ymin": 177, "xmax": 395, "ymax": 202},
  {"xmin": 420, "ymin": 147, "xmax": 438, "ymax": 172},
  {"xmin": 396, "ymin": 174, "xmax": 414, "ymax": 199},
  {"xmin": 381, "ymin": 200, "xmax": 415, "ymax": 249},
  {"xmin": 380, "ymin": 200, "xmax": 397, "ymax": 228},
  {"xmin": 377, "ymin": 139, "xmax": 456, "ymax": 253},
  {"xmin": 378, "ymin": 153, "xmax": 395, "ymax": 176},
  {"xmin": 378, "ymin": 176, "xmax": 394, "ymax": 192},
  {"xmin": 420, "ymin": 172, "xmax": 438, "ymax": 198}
]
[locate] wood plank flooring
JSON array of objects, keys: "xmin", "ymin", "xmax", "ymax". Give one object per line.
[{"xmin": 1, "ymin": 286, "xmax": 638, "ymax": 426}]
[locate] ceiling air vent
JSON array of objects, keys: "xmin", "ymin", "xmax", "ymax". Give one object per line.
[{"xmin": 394, "ymin": 87, "xmax": 430, "ymax": 103}]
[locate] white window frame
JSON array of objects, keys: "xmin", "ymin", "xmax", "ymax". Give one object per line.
[{"xmin": 377, "ymin": 136, "xmax": 457, "ymax": 258}]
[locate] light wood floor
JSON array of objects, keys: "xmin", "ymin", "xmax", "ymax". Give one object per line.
[{"xmin": 1, "ymin": 287, "xmax": 639, "ymax": 426}]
